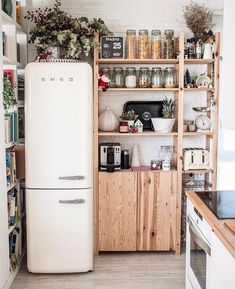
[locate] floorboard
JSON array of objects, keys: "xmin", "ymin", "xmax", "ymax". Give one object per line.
[{"xmin": 10, "ymin": 252, "xmax": 185, "ymax": 289}]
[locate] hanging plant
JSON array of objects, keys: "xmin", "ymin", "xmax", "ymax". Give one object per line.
[
  {"xmin": 183, "ymin": 2, "xmax": 214, "ymax": 41},
  {"xmin": 3, "ymin": 77, "xmax": 17, "ymax": 112},
  {"xmin": 25, "ymin": 0, "xmax": 112, "ymax": 60}
]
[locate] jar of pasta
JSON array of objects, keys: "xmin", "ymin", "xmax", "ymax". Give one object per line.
[
  {"xmin": 138, "ymin": 67, "xmax": 150, "ymax": 88},
  {"xmin": 164, "ymin": 67, "xmax": 176, "ymax": 88},
  {"xmin": 164, "ymin": 29, "xmax": 175, "ymax": 59},
  {"xmin": 126, "ymin": 29, "xmax": 137, "ymax": 59},
  {"xmin": 138, "ymin": 29, "xmax": 149, "ymax": 59},
  {"xmin": 151, "ymin": 30, "xmax": 161, "ymax": 59}
]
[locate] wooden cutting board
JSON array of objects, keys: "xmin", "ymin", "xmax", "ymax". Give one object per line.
[{"xmin": 224, "ymin": 220, "xmax": 235, "ymax": 237}]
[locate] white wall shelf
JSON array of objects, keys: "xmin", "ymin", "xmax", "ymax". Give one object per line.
[{"xmin": 1, "ymin": 1, "xmax": 27, "ymax": 288}]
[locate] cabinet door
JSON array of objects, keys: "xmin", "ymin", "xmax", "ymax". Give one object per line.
[
  {"xmin": 99, "ymin": 171, "xmax": 137, "ymax": 251},
  {"xmin": 137, "ymin": 171, "xmax": 177, "ymax": 251}
]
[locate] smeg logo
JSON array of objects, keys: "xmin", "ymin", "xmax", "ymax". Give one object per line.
[{"xmin": 40, "ymin": 77, "xmax": 75, "ymax": 82}]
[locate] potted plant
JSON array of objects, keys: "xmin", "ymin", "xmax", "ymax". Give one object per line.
[
  {"xmin": 119, "ymin": 110, "xmax": 138, "ymax": 131},
  {"xmin": 151, "ymin": 97, "xmax": 176, "ymax": 133},
  {"xmin": 25, "ymin": 0, "xmax": 111, "ymax": 61},
  {"xmin": 3, "ymin": 77, "xmax": 17, "ymax": 112}
]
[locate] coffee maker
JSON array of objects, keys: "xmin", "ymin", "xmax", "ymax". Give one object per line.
[{"xmin": 99, "ymin": 143, "xmax": 121, "ymax": 172}]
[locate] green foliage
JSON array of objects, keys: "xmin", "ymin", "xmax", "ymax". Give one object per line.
[
  {"xmin": 119, "ymin": 110, "xmax": 138, "ymax": 121},
  {"xmin": 3, "ymin": 77, "xmax": 17, "ymax": 112},
  {"xmin": 162, "ymin": 97, "xmax": 176, "ymax": 119},
  {"xmin": 25, "ymin": 0, "xmax": 111, "ymax": 60}
]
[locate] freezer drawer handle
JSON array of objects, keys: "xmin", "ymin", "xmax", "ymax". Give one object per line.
[
  {"xmin": 59, "ymin": 199, "xmax": 85, "ymax": 204},
  {"xmin": 58, "ymin": 175, "xmax": 85, "ymax": 181}
]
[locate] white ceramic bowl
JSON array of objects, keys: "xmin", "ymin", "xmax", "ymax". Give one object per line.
[{"xmin": 151, "ymin": 118, "xmax": 175, "ymax": 133}]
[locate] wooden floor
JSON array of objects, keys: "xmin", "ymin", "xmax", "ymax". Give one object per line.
[{"xmin": 11, "ymin": 252, "xmax": 185, "ymax": 289}]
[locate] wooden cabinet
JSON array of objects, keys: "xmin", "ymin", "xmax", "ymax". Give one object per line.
[
  {"xmin": 137, "ymin": 171, "xmax": 177, "ymax": 251},
  {"xmin": 99, "ymin": 170, "xmax": 178, "ymax": 252},
  {"xmin": 99, "ymin": 171, "xmax": 138, "ymax": 251}
]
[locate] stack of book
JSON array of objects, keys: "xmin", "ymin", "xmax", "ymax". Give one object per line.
[
  {"xmin": 18, "ymin": 77, "xmax": 24, "ymax": 102},
  {"xmin": 6, "ymin": 147, "xmax": 17, "ymax": 187},
  {"xmin": 9, "ymin": 228, "xmax": 20, "ymax": 271},
  {"xmin": 5, "ymin": 112, "xmax": 18, "ymax": 144},
  {"xmin": 8, "ymin": 188, "xmax": 19, "ymax": 227}
]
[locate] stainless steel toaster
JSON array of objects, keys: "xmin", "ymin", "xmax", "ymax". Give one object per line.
[{"xmin": 183, "ymin": 148, "xmax": 210, "ymax": 171}]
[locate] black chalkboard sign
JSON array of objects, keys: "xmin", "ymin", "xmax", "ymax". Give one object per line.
[{"xmin": 100, "ymin": 36, "xmax": 124, "ymax": 58}]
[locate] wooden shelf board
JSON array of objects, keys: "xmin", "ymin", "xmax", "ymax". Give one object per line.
[
  {"xmin": 184, "ymin": 88, "xmax": 213, "ymax": 92},
  {"xmin": 183, "ymin": 132, "xmax": 214, "ymax": 137},
  {"xmin": 98, "ymin": 131, "xmax": 178, "ymax": 137},
  {"xmin": 3, "ymin": 56, "xmax": 17, "ymax": 66},
  {"xmin": 99, "ymin": 168, "xmax": 177, "ymax": 174},
  {"xmin": 183, "ymin": 169, "xmax": 212, "ymax": 174},
  {"xmin": 184, "ymin": 59, "xmax": 214, "ymax": 64},
  {"xmin": 99, "ymin": 87, "xmax": 179, "ymax": 92},
  {"xmin": 16, "ymin": 22, "xmax": 27, "ymax": 34},
  {"xmin": 1, "ymin": 10, "xmax": 15, "ymax": 25},
  {"xmin": 98, "ymin": 58, "xmax": 179, "ymax": 64},
  {"xmin": 7, "ymin": 182, "xmax": 17, "ymax": 192},
  {"xmin": 5, "ymin": 142, "xmax": 15, "ymax": 149},
  {"xmin": 8, "ymin": 213, "xmax": 25, "ymax": 234}
]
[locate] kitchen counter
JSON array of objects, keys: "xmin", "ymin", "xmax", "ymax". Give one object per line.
[{"xmin": 187, "ymin": 191, "xmax": 235, "ymax": 258}]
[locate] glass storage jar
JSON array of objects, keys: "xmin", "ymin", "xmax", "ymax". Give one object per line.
[
  {"xmin": 151, "ymin": 67, "xmax": 163, "ymax": 88},
  {"xmin": 138, "ymin": 67, "xmax": 150, "ymax": 88},
  {"xmin": 125, "ymin": 67, "xmax": 137, "ymax": 88},
  {"xmin": 151, "ymin": 30, "xmax": 161, "ymax": 59},
  {"xmin": 126, "ymin": 29, "xmax": 137, "ymax": 59},
  {"xmin": 111, "ymin": 67, "xmax": 125, "ymax": 88},
  {"xmin": 164, "ymin": 29, "xmax": 175, "ymax": 59},
  {"xmin": 138, "ymin": 29, "xmax": 149, "ymax": 59},
  {"xmin": 100, "ymin": 67, "xmax": 111, "ymax": 80},
  {"xmin": 164, "ymin": 67, "xmax": 176, "ymax": 88}
]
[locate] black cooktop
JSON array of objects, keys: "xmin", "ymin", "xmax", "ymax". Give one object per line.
[{"xmin": 195, "ymin": 190, "xmax": 235, "ymax": 219}]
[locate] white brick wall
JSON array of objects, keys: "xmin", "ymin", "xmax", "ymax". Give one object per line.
[{"xmin": 26, "ymin": 0, "xmax": 223, "ymax": 165}]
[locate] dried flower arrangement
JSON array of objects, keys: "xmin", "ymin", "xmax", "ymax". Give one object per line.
[
  {"xmin": 25, "ymin": 0, "xmax": 111, "ymax": 60},
  {"xmin": 183, "ymin": 2, "xmax": 214, "ymax": 42}
]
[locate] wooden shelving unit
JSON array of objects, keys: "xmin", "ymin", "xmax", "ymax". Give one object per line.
[
  {"xmin": 0, "ymin": 1, "xmax": 27, "ymax": 288},
  {"xmin": 93, "ymin": 32, "xmax": 220, "ymax": 256}
]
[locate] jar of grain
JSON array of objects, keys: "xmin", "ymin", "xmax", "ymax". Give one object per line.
[
  {"xmin": 126, "ymin": 29, "xmax": 137, "ymax": 59},
  {"xmin": 125, "ymin": 67, "xmax": 137, "ymax": 88},
  {"xmin": 138, "ymin": 67, "xmax": 150, "ymax": 88},
  {"xmin": 164, "ymin": 67, "xmax": 176, "ymax": 88},
  {"xmin": 138, "ymin": 29, "xmax": 149, "ymax": 59},
  {"xmin": 151, "ymin": 67, "xmax": 163, "ymax": 88},
  {"xmin": 151, "ymin": 30, "xmax": 161, "ymax": 59},
  {"xmin": 164, "ymin": 29, "xmax": 175, "ymax": 59},
  {"xmin": 112, "ymin": 67, "xmax": 125, "ymax": 88}
]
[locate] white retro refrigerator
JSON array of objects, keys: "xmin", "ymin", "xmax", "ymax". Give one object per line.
[{"xmin": 25, "ymin": 62, "xmax": 93, "ymax": 273}]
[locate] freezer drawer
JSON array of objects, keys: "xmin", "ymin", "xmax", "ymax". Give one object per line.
[{"xmin": 26, "ymin": 188, "xmax": 93, "ymax": 273}]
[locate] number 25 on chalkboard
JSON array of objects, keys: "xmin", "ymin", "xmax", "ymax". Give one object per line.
[{"xmin": 100, "ymin": 36, "xmax": 124, "ymax": 59}]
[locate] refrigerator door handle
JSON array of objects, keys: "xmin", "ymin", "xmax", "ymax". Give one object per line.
[
  {"xmin": 59, "ymin": 199, "xmax": 85, "ymax": 204},
  {"xmin": 58, "ymin": 175, "xmax": 85, "ymax": 181}
]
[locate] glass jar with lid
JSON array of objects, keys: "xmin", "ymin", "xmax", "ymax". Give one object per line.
[
  {"xmin": 100, "ymin": 67, "xmax": 111, "ymax": 80},
  {"xmin": 138, "ymin": 29, "xmax": 149, "ymax": 59},
  {"xmin": 164, "ymin": 67, "xmax": 176, "ymax": 88},
  {"xmin": 151, "ymin": 67, "xmax": 163, "ymax": 88},
  {"xmin": 125, "ymin": 67, "xmax": 137, "ymax": 88},
  {"xmin": 151, "ymin": 30, "xmax": 161, "ymax": 59},
  {"xmin": 138, "ymin": 67, "xmax": 150, "ymax": 88},
  {"xmin": 126, "ymin": 30, "xmax": 137, "ymax": 59},
  {"xmin": 164, "ymin": 29, "xmax": 175, "ymax": 59},
  {"xmin": 111, "ymin": 67, "xmax": 125, "ymax": 88}
]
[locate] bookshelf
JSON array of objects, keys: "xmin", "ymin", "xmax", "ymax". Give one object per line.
[{"xmin": 0, "ymin": 1, "xmax": 27, "ymax": 288}]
